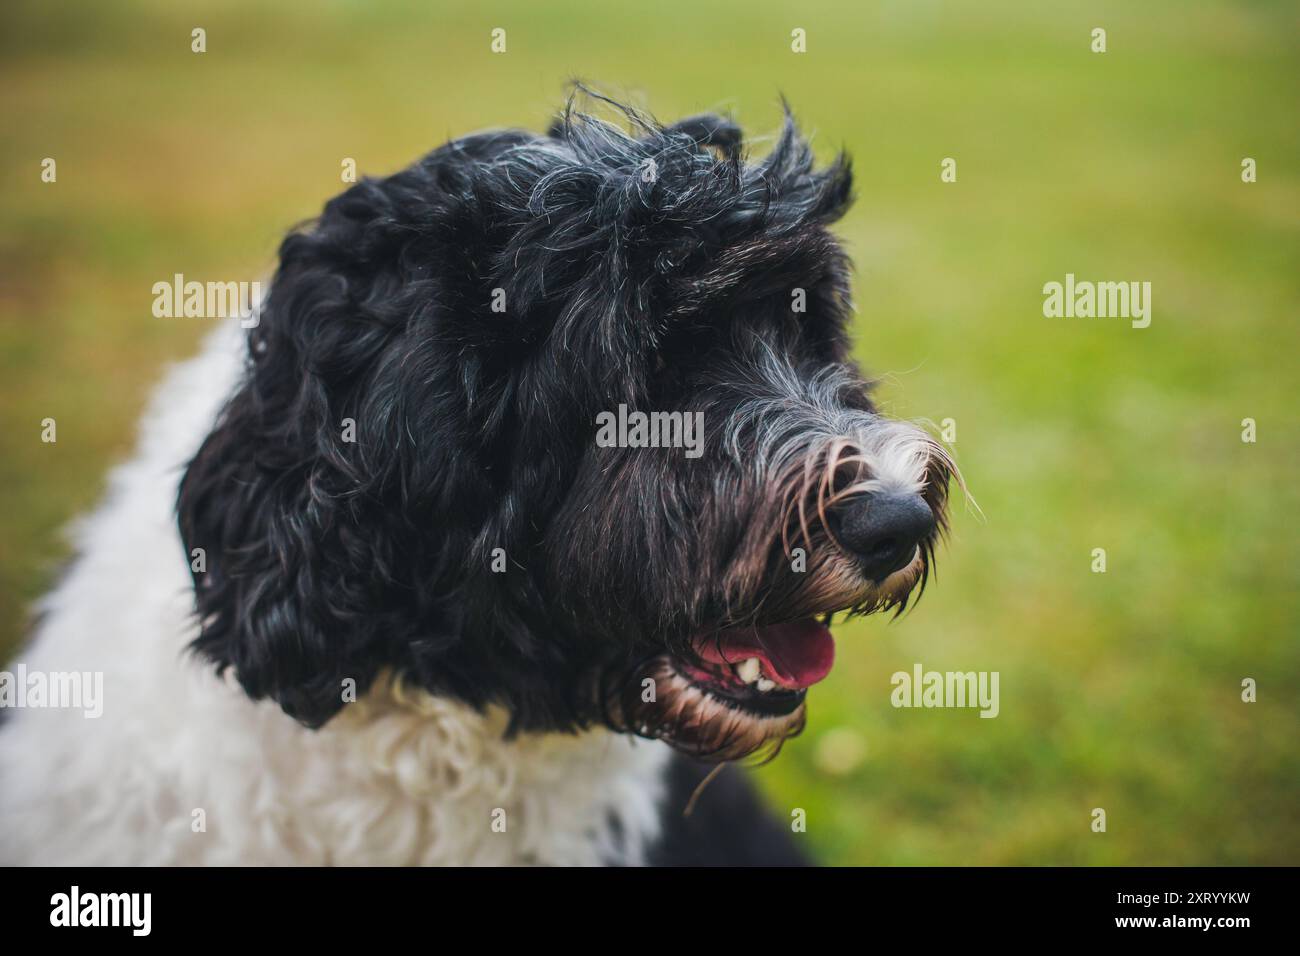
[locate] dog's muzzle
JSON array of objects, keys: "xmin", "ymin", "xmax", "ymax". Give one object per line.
[{"xmin": 607, "ymin": 414, "xmax": 956, "ymax": 764}]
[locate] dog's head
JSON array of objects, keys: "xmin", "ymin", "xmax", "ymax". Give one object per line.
[{"xmin": 179, "ymin": 91, "xmax": 955, "ymax": 762}]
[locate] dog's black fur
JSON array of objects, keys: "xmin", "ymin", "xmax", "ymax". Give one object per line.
[
  {"xmin": 650, "ymin": 759, "xmax": 810, "ymax": 866},
  {"xmin": 177, "ymin": 91, "xmax": 948, "ymax": 864}
]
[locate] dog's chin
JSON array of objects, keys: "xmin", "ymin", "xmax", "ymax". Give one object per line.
[{"xmin": 615, "ymin": 552, "xmax": 928, "ymax": 762}]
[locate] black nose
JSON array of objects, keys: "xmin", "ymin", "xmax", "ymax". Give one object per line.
[{"xmin": 834, "ymin": 492, "xmax": 935, "ymax": 581}]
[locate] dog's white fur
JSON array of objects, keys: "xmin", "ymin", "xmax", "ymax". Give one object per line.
[{"xmin": 0, "ymin": 324, "xmax": 670, "ymax": 865}]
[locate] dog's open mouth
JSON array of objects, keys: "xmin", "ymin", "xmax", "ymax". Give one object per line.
[
  {"xmin": 678, "ymin": 620, "xmax": 835, "ymax": 717},
  {"xmin": 609, "ymin": 496, "xmax": 944, "ymax": 762},
  {"xmin": 614, "ymin": 619, "xmax": 838, "ymax": 762}
]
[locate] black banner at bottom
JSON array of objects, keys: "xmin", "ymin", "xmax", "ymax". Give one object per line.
[{"xmin": 8, "ymin": 866, "xmax": 1284, "ymax": 939}]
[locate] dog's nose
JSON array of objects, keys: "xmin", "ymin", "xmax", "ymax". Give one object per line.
[{"xmin": 834, "ymin": 492, "xmax": 935, "ymax": 582}]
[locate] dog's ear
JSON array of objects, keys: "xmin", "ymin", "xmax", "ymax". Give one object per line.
[
  {"xmin": 177, "ymin": 156, "xmax": 583, "ymax": 728},
  {"xmin": 177, "ymin": 187, "xmax": 439, "ymax": 728}
]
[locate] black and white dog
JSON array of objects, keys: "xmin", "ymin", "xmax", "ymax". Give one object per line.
[{"xmin": 0, "ymin": 92, "xmax": 953, "ymax": 865}]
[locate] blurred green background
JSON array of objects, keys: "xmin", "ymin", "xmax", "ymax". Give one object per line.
[{"xmin": 2, "ymin": 0, "xmax": 1297, "ymax": 864}]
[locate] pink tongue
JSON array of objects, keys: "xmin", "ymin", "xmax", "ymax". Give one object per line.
[{"xmin": 693, "ymin": 621, "xmax": 836, "ymax": 690}]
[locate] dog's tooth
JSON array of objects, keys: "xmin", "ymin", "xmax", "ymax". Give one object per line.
[
  {"xmin": 736, "ymin": 658, "xmax": 761, "ymax": 684},
  {"xmin": 756, "ymin": 678, "xmax": 776, "ymax": 692}
]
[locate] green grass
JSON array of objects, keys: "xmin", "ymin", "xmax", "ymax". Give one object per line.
[{"xmin": 2, "ymin": 0, "xmax": 1297, "ymax": 864}]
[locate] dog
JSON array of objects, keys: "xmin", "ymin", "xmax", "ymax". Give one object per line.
[{"xmin": 0, "ymin": 91, "xmax": 953, "ymax": 865}]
